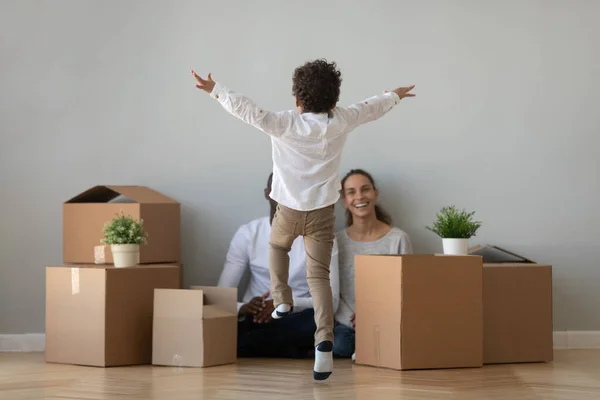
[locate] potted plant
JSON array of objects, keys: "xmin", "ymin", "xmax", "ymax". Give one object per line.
[
  {"xmin": 101, "ymin": 211, "xmax": 148, "ymax": 268},
  {"xmin": 426, "ymin": 205, "xmax": 482, "ymax": 255}
]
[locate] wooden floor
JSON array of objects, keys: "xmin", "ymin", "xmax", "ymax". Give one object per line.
[{"xmin": 1, "ymin": 351, "xmax": 600, "ymax": 399}]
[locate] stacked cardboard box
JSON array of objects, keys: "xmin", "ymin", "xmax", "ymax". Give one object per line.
[
  {"xmin": 45, "ymin": 185, "xmax": 183, "ymax": 367},
  {"xmin": 62, "ymin": 185, "xmax": 181, "ymax": 265},
  {"xmin": 45, "ymin": 264, "xmax": 181, "ymax": 367}
]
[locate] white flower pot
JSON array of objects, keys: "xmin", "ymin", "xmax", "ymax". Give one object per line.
[
  {"xmin": 111, "ymin": 244, "xmax": 139, "ymax": 268},
  {"xmin": 442, "ymin": 238, "xmax": 469, "ymax": 255}
]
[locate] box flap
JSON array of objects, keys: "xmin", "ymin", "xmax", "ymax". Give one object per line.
[
  {"xmin": 190, "ymin": 286, "xmax": 237, "ymax": 315},
  {"xmin": 202, "ymin": 305, "xmax": 236, "ymax": 319},
  {"xmin": 65, "ymin": 185, "xmax": 177, "ymax": 204},
  {"xmin": 154, "ymin": 289, "xmax": 204, "ymax": 319},
  {"xmin": 66, "ymin": 186, "xmax": 121, "ymax": 203},
  {"xmin": 469, "ymin": 245, "xmax": 535, "ymax": 264}
]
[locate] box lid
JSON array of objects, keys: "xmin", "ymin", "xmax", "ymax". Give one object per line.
[
  {"xmin": 65, "ymin": 185, "xmax": 178, "ymax": 204},
  {"xmin": 469, "ymin": 245, "xmax": 536, "ymax": 264}
]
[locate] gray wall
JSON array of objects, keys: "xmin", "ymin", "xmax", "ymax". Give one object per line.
[{"xmin": 1, "ymin": 0, "xmax": 598, "ymax": 334}]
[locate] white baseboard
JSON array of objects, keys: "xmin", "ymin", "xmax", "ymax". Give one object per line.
[
  {"xmin": 553, "ymin": 331, "xmax": 600, "ymax": 349},
  {"xmin": 0, "ymin": 334, "xmax": 45, "ymax": 352},
  {"xmin": 553, "ymin": 331, "xmax": 568, "ymax": 349},
  {"xmin": 2, "ymin": 332, "xmax": 600, "ymax": 352}
]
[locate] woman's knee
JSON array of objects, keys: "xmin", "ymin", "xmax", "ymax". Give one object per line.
[{"xmin": 333, "ymin": 324, "xmax": 355, "ymax": 357}]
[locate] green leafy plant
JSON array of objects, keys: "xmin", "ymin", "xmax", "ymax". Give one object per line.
[
  {"xmin": 101, "ymin": 211, "xmax": 148, "ymax": 245},
  {"xmin": 426, "ymin": 205, "xmax": 482, "ymax": 239}
]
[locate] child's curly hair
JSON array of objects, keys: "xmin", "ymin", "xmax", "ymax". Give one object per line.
[{"xmin": 292, "ymin": 59, "xmax": 342, "ymax": 113}]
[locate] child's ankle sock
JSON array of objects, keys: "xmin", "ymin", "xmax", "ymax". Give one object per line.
[
  {"xmin": 271, "ymin": 303, "xmax": 292, "ymax": 319},
  {"xmin": 313, "ymin": 340, "xmax": 333, "ymax": 381}
]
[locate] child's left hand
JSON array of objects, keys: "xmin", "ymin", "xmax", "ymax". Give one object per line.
[{"xmin": 191, "ymin": 70, "xmax": 215, "ymax": 93}]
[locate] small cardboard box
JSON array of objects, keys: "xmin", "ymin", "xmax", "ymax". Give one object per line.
[
  {"xmin": 355, "ymin": 254, "xmax": 483, "ymax": 370},
  {"xmin": 470, "ymin": 245, "xmax": 553, "ymax": 364},
  {"xmin": 152, "ymin": 286, "xmax": 238, "ymax": 368},
  {"xmin": 45, "ymin": 264, "xmax": 181, "ymax": 367},
  {"xmin": 63, "ymin": 185, "xmax": 180, "ymax": 264}
]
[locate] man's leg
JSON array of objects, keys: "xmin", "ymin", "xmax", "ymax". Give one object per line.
[
  {"xmin": 272, "ymin": 308, "xmax": 317, "ymax": 356},
  {"xmin": 237, "ymin": 316, "xmax": 265, "ymax": 358},
  {"xmin": 269, "ymin": 204, "xmax": 301, "ymax": 317},
  {"xmin": 333, "ymin": 323, "xmax": 355, "ymax": 358},
  {"xmin": 303, "ymin": 205, "xmax": 336, "ymax": 380},
  {"xmin": 237, "ymin": 309, "xmax": 317, "ymax": 358}
]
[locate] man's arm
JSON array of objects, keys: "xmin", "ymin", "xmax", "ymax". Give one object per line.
[
  {"xmin": 191, "ymin": 70, "xmax": 294, "ymax": 137},
  {"xmin": 337, "ymin": 85, "xmax": 415, "ymax": 131},
  {"xmin": 217, "ymin": 226, "xmax": 251, "ymax": 313}
]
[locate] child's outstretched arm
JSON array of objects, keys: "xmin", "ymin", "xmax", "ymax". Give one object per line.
[
  {"xmin": 191, "ymin": 70, "xmax": 293, "ymax": 137},
  {"xmin": 340, "ymin": 85, "xmax": 415, "ymax": 130}
]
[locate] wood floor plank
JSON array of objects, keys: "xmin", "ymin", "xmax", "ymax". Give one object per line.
[{"xmin": 0, "ymin": 351, "xmax": 599, "ymax": 400}]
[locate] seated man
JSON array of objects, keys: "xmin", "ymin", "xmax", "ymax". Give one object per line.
[{"xmin": 218, "ymin": 173, "xmax": 340, "ymax": 358}]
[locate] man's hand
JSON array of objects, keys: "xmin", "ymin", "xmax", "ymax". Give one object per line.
[
  {"xmin": 254, "ymin": 298, "xmax": 275, "ymax": 324},
  {"xmin": 191, "ymin": 70, "xmax": 215, "ymax": 93},
  {"xmin": 239, "ymin": 295, "xmax": 265, "ymax": 317},
  {"xmin": 350, "ymin": 313, "xmax": 356, "ymax": 330},
  {"xmin": 391, "ymin": 85, "xmax": 416, "ymax": 100}
]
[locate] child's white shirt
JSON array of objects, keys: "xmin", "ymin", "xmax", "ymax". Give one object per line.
[{"xmin": 210, "ymin": 83, "xmax": 401, "ymax": 211}]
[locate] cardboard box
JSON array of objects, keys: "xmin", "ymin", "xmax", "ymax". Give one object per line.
[
  {"xmin": 63, "ymin": 185, "xmax": 180, "ymax": 264},
  {"xmin": 152, "ymin": 287, "xmax": 238, "ymax": 368},
  {"xmin": 470, "ymin": 245, "xmax": 553, "ymax": 364},
  {"xmin": 45, "ymin": 264, "xmax": 181, "ymax": 367},
  {"xmin": 355, "ymin": 254, "xmax": 483, "ymax": 370}
]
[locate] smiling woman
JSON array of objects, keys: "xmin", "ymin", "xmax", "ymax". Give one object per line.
[
  {"xmin": 341, "ymin": 169, "xmax": 394, "ymax": 227},
  {"xmin": 333, "ymin": 169, "xmax": 413, "ymax": 359}
]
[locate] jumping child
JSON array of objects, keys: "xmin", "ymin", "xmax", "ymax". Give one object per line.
[{"xmin": 191, "ymin": 59, "xmax": 415, "ymax": 380}]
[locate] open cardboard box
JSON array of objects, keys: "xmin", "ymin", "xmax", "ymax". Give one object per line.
[
  {"xmin": 354, "ymin": 254, "xmax": 483, "ymax": 371},
  {"xmin": 63, "ymin": 185, "xmax": 180, "ymax": 265},
  {"xmin": 152, "ymin": 286, "xmax": 238, "ymax": 368},
  {"xmin": 470, "ymin": 245, "xmax": 553, "ymax": 364}
]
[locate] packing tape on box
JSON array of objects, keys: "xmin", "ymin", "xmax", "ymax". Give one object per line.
[
  {"xmin": 71, "ymin": 268, "xmax": 80, "ymax": 295},
  {"xmin": 94, "ymin": 245, "xmax": 106, "ymax": 264},
  {"xmin": 374, "ymin": 325, "xmax": 381, "ymax": 367}
]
